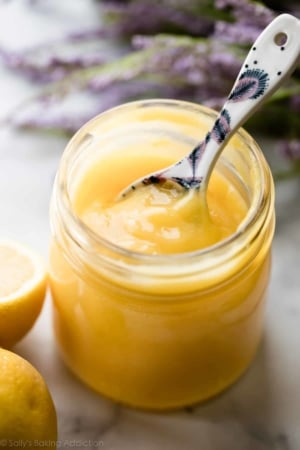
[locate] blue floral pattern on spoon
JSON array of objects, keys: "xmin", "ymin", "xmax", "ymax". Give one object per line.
[{"xmin": 120, "ymin": 14, "xmax": 300, "ymax": 196}]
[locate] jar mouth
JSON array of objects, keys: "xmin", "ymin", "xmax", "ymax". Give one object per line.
[{"xmin": 55, "ymin": 99, "xmax": 273, "ymax": 267}]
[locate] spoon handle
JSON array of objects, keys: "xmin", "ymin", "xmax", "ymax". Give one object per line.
[
  {"xmin": 186, "ymin": 14, "xmax": 300, "ymax": 187},
  {"xmin": 119, "ymin": 14, "xmax": 300, "ymax": 198}
]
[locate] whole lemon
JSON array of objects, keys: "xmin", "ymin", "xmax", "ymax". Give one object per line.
[{"xmin": 0, "ymin": 348, "xmax": 57, "ymax": 449}]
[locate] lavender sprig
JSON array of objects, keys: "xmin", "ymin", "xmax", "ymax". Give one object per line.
[
  {"xmin": 279, "ymin": 140, "xmax": 300, "ymax": 162},
  {"xmin": 98, "ymin": 0, "xmax": 275, "ymax": 41},
  {"xmin": 0, "ymin": 33, "xmax": 118, "ymax": 83},
  {"xmin": 98, "ymin": 0, "xmax": 225, "ymax": 37},
  {"xmin": 6, "ymin": 32, "xmax": 299, "ymax": 138},
  {"xmin": 7, "ymin": 35, "xmax": 245, "ymax": 132},
  {"xmin": 1, "ymin": 0, "xmax": 299, "ymax": 175}
]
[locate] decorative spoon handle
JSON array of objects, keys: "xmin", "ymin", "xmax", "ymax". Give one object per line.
[
  {"xmin": 187, "ymin": 13, "xmax": 300, "ymax": 189},
  {"xmin": 120, "ymin": 14, "xmax": 300, "ymax": 197}
]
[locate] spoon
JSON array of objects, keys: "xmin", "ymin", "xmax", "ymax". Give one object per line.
[{"xmin": 120, "ymin": 14, "xmax": 300, "ymax": 200}]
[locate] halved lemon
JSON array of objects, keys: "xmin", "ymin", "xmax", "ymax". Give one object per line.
[{"xmin": 0, "ymin": 239, "xmax": 47, "ymax": 348}]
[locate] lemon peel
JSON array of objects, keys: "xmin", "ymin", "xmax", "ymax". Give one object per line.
[{"xmin": 0, "ymin": 348, "xmax": 57, "ymax": 446}]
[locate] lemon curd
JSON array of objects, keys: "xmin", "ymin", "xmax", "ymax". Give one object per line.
[
  {"xmin": 76, "ymin": 151, "xmax": 248, "ymax": 255},
  {"xmin": 49, "ymin": 100, "xmax": 275, "ymax": 409}
]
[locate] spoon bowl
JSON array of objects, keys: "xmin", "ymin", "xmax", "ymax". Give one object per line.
[{"xmin": 119, "ymin": 14, "xmax": 300, "ymax": 200}]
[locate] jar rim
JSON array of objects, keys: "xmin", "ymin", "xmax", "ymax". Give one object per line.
[{"xmin": 54, "ymin": 99, "xmax": 273, "ymax": 269}]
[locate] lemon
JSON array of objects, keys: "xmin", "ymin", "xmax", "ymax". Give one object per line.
[
  {"xmin": 0, "ymin": 239, "xmax": 47, "ymax": 348},
  {"xmin": 0, "ymin": 348, "xmax": 57, "ymax": 446}
]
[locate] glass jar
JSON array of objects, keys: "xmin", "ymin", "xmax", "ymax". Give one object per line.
[{"xmin": 49, "ymin": 99, "xmax": 275, "ymax": 410}]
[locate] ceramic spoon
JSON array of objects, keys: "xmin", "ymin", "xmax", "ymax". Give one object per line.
[{"xmin": 119, "ymin": 14, "xmax": 300, "ymax": 199}]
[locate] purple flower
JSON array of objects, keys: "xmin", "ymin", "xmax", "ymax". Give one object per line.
[
  {"xmin": 290, "ymin": 95, "xmax": 300, "ymax": 113},
  {"xmin": 214, "ymin": 0, "xmax": 275, "ymax": 44},
  {"xmin": 137, "ymin": 37, "xmax": 243, "ymax": 99},
  {"xmin": 214, "ymin": 0, "xmax": 275, "ymax": 27},
  {"xmin": 100, "ymin": 0, "xmax": 214, "ymax": 37},
  {"xmin": 278, "ymin": 139, "xmax": 300, "ymax": 162},
  {"xmin": 2, "ymin": 0, "xmax": 299, "ymax": 153},
  {"xmin": 0, "ymin": 36, "xmax": 110, "ymax": 83}
]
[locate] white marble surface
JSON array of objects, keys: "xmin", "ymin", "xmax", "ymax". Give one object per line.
[{"xmin": 0, "ymin": 2, "xmax": 300, "ymax": 449}]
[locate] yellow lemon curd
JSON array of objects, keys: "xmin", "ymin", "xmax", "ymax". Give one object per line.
[
  {"xmin": 76, "ymin": 155, "xmax": 247, "ymax": 255},
  {"xmin": 49, "ymin": 101, "xmax": 274, "ymax": 409}
]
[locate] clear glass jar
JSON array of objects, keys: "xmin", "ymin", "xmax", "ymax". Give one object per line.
[{"xmin": 49, "ymin": 99, "xmax": 275, "ymax": 410}]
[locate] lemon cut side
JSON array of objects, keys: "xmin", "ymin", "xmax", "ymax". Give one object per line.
[{"xmin": 0, "ymin": 239, "xmax": 47, "ymax": 348}]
